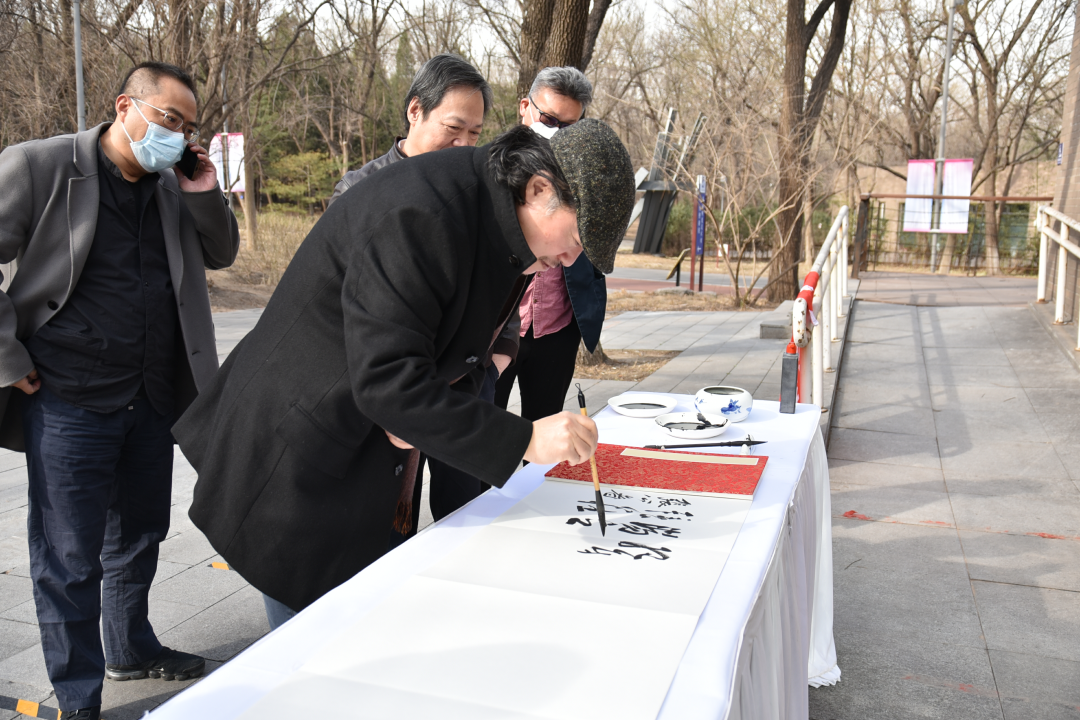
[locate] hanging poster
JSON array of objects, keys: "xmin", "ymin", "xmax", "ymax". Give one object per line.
[
  {"xmin": 209, "ymin": 132, "xmax": 245, "ymax": 193},
  {"xmin": 938, "ymin": 159, "xmax": 973, "ymax": 233},
  {"xmin": 902, "ymin": 159, "xmax": 935, "ymax": 232},
  {"xmin": 237, "ymin": 480, "xmax": 753, "ymax": 720}
]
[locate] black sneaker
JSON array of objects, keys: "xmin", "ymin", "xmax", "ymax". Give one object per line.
[
  {"xmin": 105, "ymin": 646, "xmax": 206, "ymax": 681},
  {"xmin": 60, "ymin": 708, "xmax": 100, "ymax": 720}
]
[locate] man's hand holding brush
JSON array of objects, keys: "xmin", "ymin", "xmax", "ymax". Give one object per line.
[{"xmin": 523, "ymin": 412, "xmax": 599, "ymax": 466}]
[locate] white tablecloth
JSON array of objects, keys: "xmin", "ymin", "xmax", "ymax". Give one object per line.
[{"xmin": 150, "ymin": 398, "xmax": 837, "ymax": 720}]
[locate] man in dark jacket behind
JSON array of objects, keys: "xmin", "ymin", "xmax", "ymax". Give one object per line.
[
  {"xmin": 173, "ymin": 120, "xmax": 635, "ymax": 619},
  {"xmin": 328, "ymin": 53, "xmax": 516, "ymax": 547}
]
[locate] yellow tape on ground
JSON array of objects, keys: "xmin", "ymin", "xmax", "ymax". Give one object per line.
[
  {"xmin": 15, "ymin": 698, "xmax": 39, "ymax": 716},
  {"xmin": 210, "ymin": 562, "xmax": 230, "ymax": 570}
]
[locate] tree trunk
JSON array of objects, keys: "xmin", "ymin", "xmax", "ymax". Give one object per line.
[
  {"xmin": 768, "ymin": 0, "xmax": 851, "ymax": 302},
  {"xmin": 517, "ymin": 0, "xmax": 556, "ymax": 98},
  {"xmin": 936, "ymin": 232, "xmax": 956, "ymax": 274},
  {"xmin": 577, "ymin": 340, "xmax": 608, "ymax": 367},
  {"xmin": 543, "ymin": 0, "xmax": 590, "ymax": 69},
  {"xmin": 580, "ymin": 0, "xmax": 612, "ymax": 72}
]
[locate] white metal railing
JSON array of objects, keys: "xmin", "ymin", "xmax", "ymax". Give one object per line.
[
  {"xmin": 1037, "ymin": 205, "xmax": 1080, "ymax": 351},
  {"xmin": 791, "ymin": 206, "xmax": 851, "ymax": 409}
]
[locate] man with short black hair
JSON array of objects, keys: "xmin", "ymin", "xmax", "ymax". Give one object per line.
[
  {"xmin": 0, "ymin": 61, "xmax": 239, "ymax": 720},
  {"xmin": 329, "ymin": 53, "xmax": 493, "ymax": 201}
]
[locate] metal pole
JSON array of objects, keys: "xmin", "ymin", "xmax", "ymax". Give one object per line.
[
  {"xmin": 932, "ymin": 0, "xmax": 962, "ymax": 271},
  {"xmin": 72, "ymin": 0, "xmax": 86, "ymax": 131},
  {"xmin": 221, "ymin": 66, "xmax": 230, "ymax": 191}
]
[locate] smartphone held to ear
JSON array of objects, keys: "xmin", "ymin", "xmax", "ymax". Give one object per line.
[{"xmin": 176, "ymin": 146, "xmax": 200, "ymax": 180}]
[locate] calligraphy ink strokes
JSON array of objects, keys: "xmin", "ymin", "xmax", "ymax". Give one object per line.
[
  {"xmin": 546, "ymin": 443, "xmax": 768, "ymax": 498},
  {"xmin": 239, "ymin": 481, "xmax": 752, "ymax": 720}
]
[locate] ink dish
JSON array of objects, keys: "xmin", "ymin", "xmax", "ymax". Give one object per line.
[
  {"xmin": 654, "ymin": 411, "xmax": 730, "ymax": 439},
  {"xmin": 607, "ymin": 393, "xmax": 679, "ymax": 418}
]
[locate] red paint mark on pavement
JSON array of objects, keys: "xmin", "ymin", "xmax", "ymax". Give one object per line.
[
  {"xmin": 920, "ymin": 520, "xmax": 952, "ymax": 526},
  {"xmin": 842, "ymin": 510, "xmax": 872, "ymax": 521},
  {"xmin": 1027, "ymin": 532, "xmax": 1067, "ymax": 540}
]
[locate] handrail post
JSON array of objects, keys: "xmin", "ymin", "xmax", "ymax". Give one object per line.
[
  {"xmin": 1036, "ymin": 207, "xmax": 1049, "ymax": 303},
  {"xmin": 1055, "ymin": 244, "xmax": 1068, "ymax": 324},
  {"xmin": 841, "ymin": 213, "xmax": 850, "ymax": 301},
  {"xmin": 812, "ymin": 296, "xmax": 824, "ymax": 408},
  {"xmin": 830, "ymin": 241, "xmax": 840, "ymax": 337}
]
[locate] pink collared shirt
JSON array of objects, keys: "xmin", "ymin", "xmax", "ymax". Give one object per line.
[{"xmin": 519, "ymin": 266, "xmax": 574, "ymax": 338}]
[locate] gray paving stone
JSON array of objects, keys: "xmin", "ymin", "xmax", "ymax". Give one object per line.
[
  {"xmin": 99, "ymin": 660, "xmax": 224, "ymax": 720},
  {"xmin": 832, "ymin": 482, "xmax": 955, "ymax": 526},
  {"xmin": 846, "ymin": 324, "xmax": 921, "ymax": 346},
  {"xmin": 929, "ymin": 384, "xmax": 1035, "ymax": 413},
  {"xmin": 948, "ymin": 492, "xmax": 1080, "ymax": 538},
  {"xmin": 0, "ymin": 599, "xmax": 35, "ymax": 625},
  {"xmin": 156, "ymin": 529, "xmax": 218, "ymax": 567},
  {"xmin": 925, "ymin": 363, "xmax": 1022, "ymax": 388},
  {"xmin": 828, "ymin": 427, "xmax": 941, "ymax": 468},
  {"xmin": 832, "ymin": 400, "xmax": 938, "ymax": 436},
  {"xmin": 990, "ymin": 650, "xmax": 1080, "ymax": 719},
  {"xmin": 0, "ymin": 573, "xmax": 30, "ymax": 616},
  {"xmin": 1024, "ymin": 387, "xmax": 1080, "ymax": 414},
  {"xmin": 0, "ymin": 643, "xmax": 50, "ymax": 695},
  {"xmin": 157, "ymin": 585, "xmax": 269, "ymax": 663},
  {"xmin": 829, "ymin": 518, "xmax": 986, "ymax": 649},
  {"xmin": 810, "ymin": 632, "xmax": 1004, "ymax": 720},
  {"xmin": 933, "ymin": 408, "xmax": 1050, "ymax": 445},
  {"xmin": 974, "ymin": 581, "xmax": 1080, "ymax": 663},
  {"xmin": 845, "ymin": 340, "xmax": 924, "ymax": 365},
  {"xmin": 923, "ymin": 345, "xmax": 1012, "ymax": 366},
  {"xmin": 943, "ymin": 475, "xmax": 1080, "ymax": 498},
  {"xmin": 939, "ymin": 440, "xmax": 1069, "ymax": 481},
  {"xmin": 1053, "ymin": 444, "xmax": 1080, "ymax": 482},
  {"xmin": 149, "ymin": 560, "xmax": 248, "ymax": 608},
  {"xmin": 827, "ymin": 459, "xmax": 947, "ymax": 491},
  {"xmin": 148, "ymin": 598, "xmax": 205, "ymax": 635},
  {"xmin": 958, "ymin": 531, "xmax": 1080, "ymax": 592},
  {"xmin": 0, "ymin": 618, "xmax": 39, "ymax": 660}
]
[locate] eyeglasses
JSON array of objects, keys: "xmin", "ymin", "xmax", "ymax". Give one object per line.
[
  {"xmin": 132, "ymin": 98, "xmax": 200, "ymax": 142},
  {"xmin": 528, "ymin": 94, "xmax": 582, "ymax": 129}
]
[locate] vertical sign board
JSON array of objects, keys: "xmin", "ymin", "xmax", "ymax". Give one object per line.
[
  {"xmin": 902, "ymin": 159, "xmax": 935, "ymax": 231},
  {"xmin": 939, "ymin": 159, "xmax": 973, "ymax": 233},
  {"xmin": 695, "ymin": 175, "xmax": 707, "ymax": 255},
  {"xmin": 209, "ymin": 133, "xmax": 245, "ymax": 194}
]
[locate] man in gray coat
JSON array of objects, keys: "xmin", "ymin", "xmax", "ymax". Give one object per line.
[{"xmin": 0, "ymin": 62, "xmax": 239, "ymax": 720}]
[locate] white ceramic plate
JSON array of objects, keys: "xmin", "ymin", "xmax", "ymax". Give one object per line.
[
  {"xmin": 606, "ymin": 393, "xmax": 679, "ymax": 418},
  {"xmin": 654, "ymin": 411, "xmax": 730, "ymax": 439}
]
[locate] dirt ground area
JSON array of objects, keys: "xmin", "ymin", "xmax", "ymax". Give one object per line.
[{"xmin": 572, "ymin": 349, "xmax": 681, "ymax": 381}]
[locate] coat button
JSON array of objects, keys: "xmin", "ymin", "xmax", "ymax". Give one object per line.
[
  {"xmin": 394, "ymin": 464, "xmax": 404, "ymax": 476},
  {"xmin": 47, "ymin": 300, "xmax": 58, "ymax": 310},
  {"xmin": 509, "ymin": 255, "xmax": 521, "ymax": 267},
  {"xmin": 466, "ymin": 356, "xmax": 478, "ymax": 364}
]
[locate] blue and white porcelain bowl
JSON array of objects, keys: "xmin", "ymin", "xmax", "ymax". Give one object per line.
[{"xmin": 694, "ymin": 386, "xmax": 753, "ymax": 423}]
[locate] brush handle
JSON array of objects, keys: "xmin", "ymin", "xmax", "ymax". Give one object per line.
[{"xmin": 579, "ymin": 406, "xmax": 602, "ymax": 491}]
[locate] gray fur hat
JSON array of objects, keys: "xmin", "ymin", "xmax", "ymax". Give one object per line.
[{"xmin": 549, "ymin": 119, "xmax": 635, "ymax": 274}]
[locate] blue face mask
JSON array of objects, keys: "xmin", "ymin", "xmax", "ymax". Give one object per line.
[{"xmin": 121, "ymin": 100, "xmax": 187, "ymax": 173}]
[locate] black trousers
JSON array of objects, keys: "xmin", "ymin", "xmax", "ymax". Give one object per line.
[
  {"xmin": 21, "ymin": 386, "xmax": 174, "ymax": 710},
  {"xmin": 494, "ymin": 318, "xmax": 581, "ymax": 421}
]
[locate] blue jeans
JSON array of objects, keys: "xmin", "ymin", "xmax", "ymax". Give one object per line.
[
  {"xmin": 22, "ymin": 386, "xmax": 174, "ymax": 710},
  {"xmin": 263, "ymin": 593, "xmax": 297, "ymax": 630}
]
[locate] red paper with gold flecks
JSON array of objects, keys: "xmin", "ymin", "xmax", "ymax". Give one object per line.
[{"xmin": 545, "ymin": 444, "xmax": 767, "ymax": 496}]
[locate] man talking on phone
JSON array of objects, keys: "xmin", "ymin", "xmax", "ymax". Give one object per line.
[{"xmin": 0, "ymin": 61, "xmax": 239, "ymax": 720}]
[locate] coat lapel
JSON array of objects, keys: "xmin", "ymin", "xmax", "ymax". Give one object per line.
[
  {"xmin": 67, "ymin": 124, "xmax": 106, "ymax": 296},
  {"xmin": 156, "ymin": 181, "xmax": 185, "ymax": 292}
]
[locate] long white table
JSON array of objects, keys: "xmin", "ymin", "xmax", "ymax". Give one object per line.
[{"xmin": 150, "ymin": 398, "xmax": 837, "ymax": 720}]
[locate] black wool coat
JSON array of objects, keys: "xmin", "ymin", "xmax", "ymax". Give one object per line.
[{"xmin": 174, "ymin": 146, "xmax": 536, "ymax": 611}]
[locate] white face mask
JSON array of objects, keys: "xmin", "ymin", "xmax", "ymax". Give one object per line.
[
  {"xmin": 530, "ymin": 120, "xmax": 559, "ymax": 140},
  {"xmin": 529, "ymin": 105, "xmax": 559, "ymax": 139}
]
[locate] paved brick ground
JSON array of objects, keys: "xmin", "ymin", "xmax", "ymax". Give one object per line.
[
  {"xmin": 810, "ymin": 300, "xmax": 1080, "ymax": 720},
  {"xmin": 855, "ymin": 271, "xmax": 1037, "ymax": 307}
]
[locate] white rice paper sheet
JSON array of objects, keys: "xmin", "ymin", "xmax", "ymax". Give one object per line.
[{"xmin": 238, "ymin": 480, "xmax": 752, "ymax": 720}]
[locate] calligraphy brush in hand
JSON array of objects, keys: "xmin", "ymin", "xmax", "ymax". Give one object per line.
[{"xmin": 575, "ymin": 383, "xmax": 607, "ymax": 536}]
